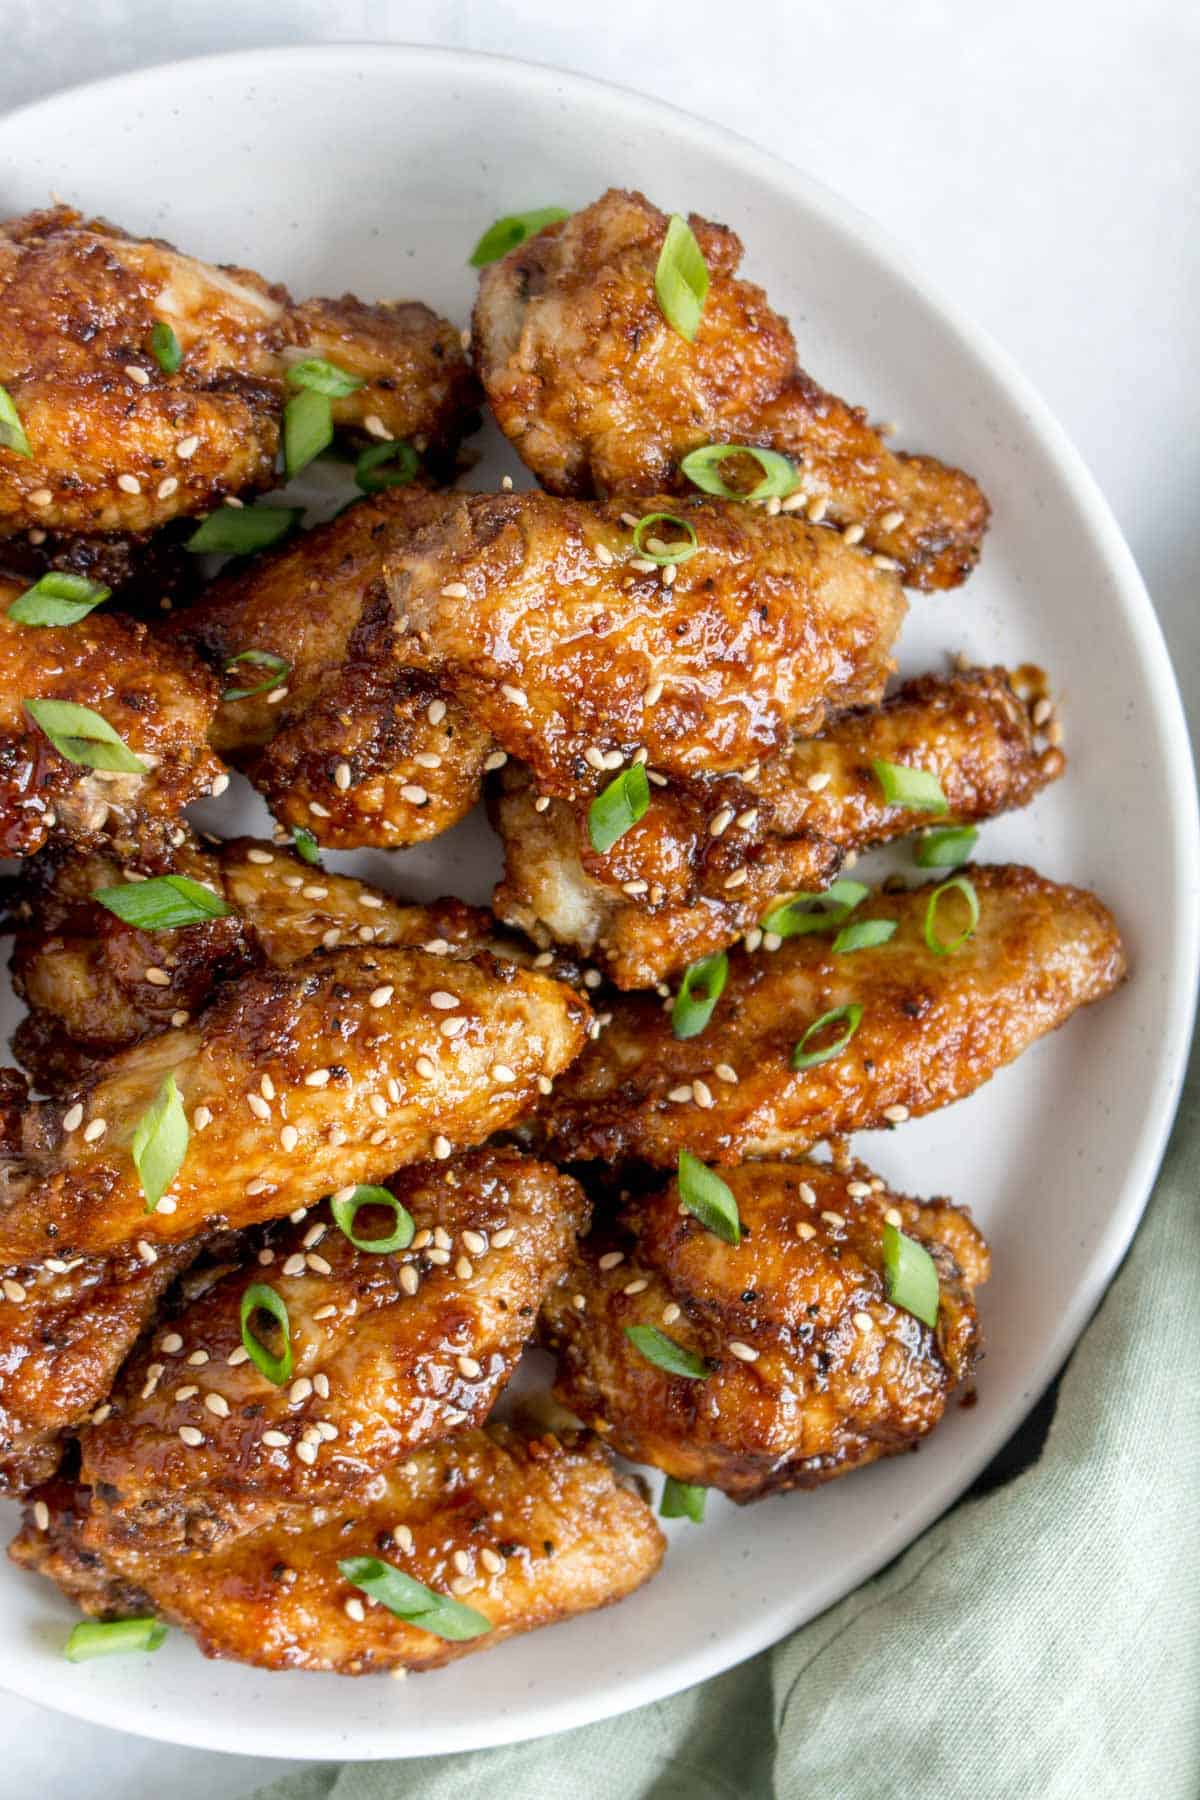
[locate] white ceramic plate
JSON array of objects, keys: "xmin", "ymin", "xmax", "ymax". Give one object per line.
[{"xmin": 0, "ymin": 44, "xmax": 1195, "ymax": 1763}]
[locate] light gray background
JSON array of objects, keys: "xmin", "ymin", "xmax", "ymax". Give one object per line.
[{"xmin": 1, "ymin": 1, "xmax": 1196, "ymax": 1794}]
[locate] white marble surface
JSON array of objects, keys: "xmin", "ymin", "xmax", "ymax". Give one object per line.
[{"xmin": 0, "ymin": 2, "xmax": 1196, "ymax": 1794}]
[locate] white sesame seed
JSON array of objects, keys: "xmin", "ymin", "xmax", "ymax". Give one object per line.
[
  {"xmin": 192, "ymin": 1105, "xmax": 213, "ymax": 1131},
  {"xmin": 1032, "ymin": 697, "xmax": 1054, "ymax": 727},
  {"xmin": 668, "ymin": 1084, "xmax": 694, "ymax": 1104},
  {"xmin": 2, "ymin": 1278, "xmax": 26, "ymax": 1304},
  {"xmin": 159, "ymin": 1332, "xmax": 183, "ymax": 1354},
  {"xmin": 643, "ymin": 678, "xmax": 665, "ymax": 706},
  {"xmin": 262, "ymin": 1430, "xmax": 289, "ymax": 1448},
  {"xmin": 430, "ymin": 990, "xmax": 459, "ymax": 1010},
  {"xmin": 709, "ymin": 806, "xmax": 735, "ymax": 838},
  {"xmin": 399, "ymin": 1265, "xmax": 420, "ymax": 1295},
  {"xmin": 209, "ymin": 772, "xmax": 230, "ymax": 796},
  {"xmin": 854, "ymin": 1311, "xmax": 875, "ymax": 1333},
  {"xmin": 83, "ymin": 1118, "xmax": 107, "ymax": 1143},
  {"xmin": 281, "ymin": 1253, "xmax": 306, "ymax": 1278},
  {"xmin": 842, "ymin": 522, "xmax": 866, "ymax": 545},
  {"xmin": 246, "ymin": 848, "xmax": 274, "ymax": 865},
  {"xmin": 500, "ymin": 684, "xmax": 528, "ymax": 708},
  {"xmin": 797, "ymin": 1221, "xmax": 817, "ymax": 1240},
  {"xmin": 427, "ymin": 698, "xmax": 447, "ymax": 726},
  {"xmin": 480, "ymin": 1546, "xmax": 503, "ymax": 1575},
  {"xmin": 491, "ymin": 1227, "xmax": 516, "ymax": 1249},
  {"xmin": 305, "ymin": 1069, "xmax": 331, "ymax": 1087},
  {"xmin": 369, "ymin": 985, "xmax": 394, "ymax": 1009},
  {"xmin": 247, "ymin": 1093, "xmax": 271, "ymax": 1120},
  {"xmin": 364, "ymin": 413, "xmax": 390, "ymax": 441},
  {"xmin": 762, "ymin": 931, "xmax": 783, "ymax": 953},
  {"xmin": 598, "ymin": 1250, "xmax": 625, "ymax": 1271},
  {"xmin": 144, "ymin": 966, "xmax": 171, "ymax": 987},
  {"xmin": 728, "ymin": 1340, "xmax": 759, "ymax": 1363},
  {"xmin": 289, "ymin": 1377, "xmax": 313, "ymax": 1405},
  {"xmin": 744, "ymin": 928, "xmax": 763, "ymax": 952},
  {"xmin": 309, "ymin": 801, "xmax": 330, "ymax": 817},
  {"xmin": 456, "ymin": 1355, "xmax": 482, "ymax": 1379},
  {"xmin": 344, "ymin": 1595, "xmax": 366, "ymax": 1621},
  {"xmin": 28, "ymin": 489, "xmax": 52, "ymax": 507},
  {"xmin": 623, "ymin": 1278, "xmax": 648, "ymax": 1296},
  {"xmin": 62, "ymin": 1103, "xmax": 83, "ymax": 1133},
  {"xmin": 822, "ymin": 1211, "xmax": 846, "ymax": 1229},
  {"xmin": 798, "ymin": 1182, "xmax": 816, "ymax": 1206},
  {"xmin": 426, "ymin": 1247, "xmax": 451, "ymax": 1266},
  {"xmin": 33, "ymin": 1500, "xmax": 50, "ymax": 1532},
  {"xmin": 714, "ymin": 1063, "xmax": 739, "ymax": 1085},
  {"xmin": 126, "ymin": 363, "xmax": 152, "ymax": 385},
  {"xmin": 398, "ymin": 784, "xmax": 428, "ymax": 806},
  {"xmin": 433, "ymin": 1135, "xmax": 452, "ymax": 1160},
  {"xmin": 440, "ymin": 581, "xmax": 469, "ymax": 599},
  {"xmin": 117, "ymin": 473, "xmax": 142, "ymax": 495},
  {"xmin": 157, "ymin": 475, "xmax": 179, "ymax": 500},
  {"xmin": 847, "ymin": 1180, "xmax": 873, "ymax": 1197},
  {"xmin": 536, "ymin": 1075, "xmax": 554, "ymax": 1096},
  {"xmin": 136, "ymin": 1240, "xmax": 158, "ymax": 1265},
  {"xmin": 176, "ymin": 434, "xmax": 201, "ymax": 459},
  {"xmin": 621, "ymin": 879, "xmax": 649, "ymax": 897},
  {"xmin": 204, "ymin": 1392, "xmax": 231, "ymax": 1418},
  {"xmin": 692, "ymin": 1079, "xmax": 715, "ymax": 1110},
  {"xmin": 483, "ymin": 750, "xmax": 508, "ymax": 771},
  {"xmin": 245, "ymin": 1177, "xmax": 273, "ymax": 1197},
  {"xmin": 490, "ymin": 1063, "xmax": 516, "ymax": 1084},
  {"xmin": 806, "ymin": 771, "xmax": 831, "ymax": 793},
  {"xmin": 170, "ymin": 1011, "xmax": 189, "ymax": 1029},
  {"xmin": 723, "ymin": 868, "xmax": 748, "ymax": 890},
  {"xmin": 306, "ymin": 1253, "xmax": 332, "ymax": 1276},
  {"xmin": 178, "ymin": 1425, "xmax": 204, "ymax": 1447},
  {"xmin": 885, "ymin": 1207, "xmax": 903, "ymax": 1227},
  {"xmin": 227, "ymin": 1345, "xmax": 250, "ymax": 1366},
  {"xmin": 630, "ymin": 557, "xmax": 657, "ymax": 574},
  {"xmin": 456, "ymin": 1256, "xmax": 474, "ymax": 1279},
  {"xmin": 879, "ymin": 509, "xmax": 905, "ymax": 533}
]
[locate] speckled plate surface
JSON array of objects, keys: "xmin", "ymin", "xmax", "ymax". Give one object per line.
[{"xmin": 0, "ymin": 43, "xmax": 1195, "ymax": 1762}]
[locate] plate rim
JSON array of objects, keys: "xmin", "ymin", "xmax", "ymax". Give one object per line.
[{"xmin": 0, "ymin": 38, "xmax": 1196, "ymax": 1762}]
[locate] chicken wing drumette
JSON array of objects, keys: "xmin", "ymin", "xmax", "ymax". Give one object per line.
[
  {"xmin": 542, "ymin": 1160, "xmax": 988, "ymax": 1500},
  {"xmin": 493, "ymin": 666, "xmax": 1065, "ymax": 987},
  {"xmin": 472, "ymin": 189, "xmax": 988, "ymax": 589}
]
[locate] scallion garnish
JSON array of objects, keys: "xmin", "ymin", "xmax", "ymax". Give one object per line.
[
  {"xmin": 631, "ymin": 511, "xmax": 699, "ymax": 566},
  {"xmin": 93, "ymin": 874, "xmax": 232, "ymax": 931},
  {"xmin": 882, "ymin": 1222, "xmax": 939, "ymax": 1328},
  {"xmin": 671, "ymin": 951, "xmax": 728, "ymax": 1040},
  {"xmin": 914, "ymin": 826, "xmax": 978, "ymax": 868},
  {"xmin": 284, "ymin": 387, "xmax": 333, "ymax": 478},
  {"xmin": 131, "ymin": 1073, "xmax": 188, "ymax": 1214},
  {"xmin": 624, "ymin": 1324, "xmax": 712, "ymax": 1380},
  {"xmin": 286, "ymin": 358, "xmax": 365, "ymax": 398},
  {"xmin": 329, "ymin": 1185, "xmax": 415, "ymax": 1255},
  {"xmin": 221, "ymin": 649, "xmax": 292, "ymax": 701},
  {"xmin": 790, "ymin": 1002, "xmax": 864, "ymax": 1071},
  {"xmin": 24, "ymin": 699, "xmax": 145, "ymax": 774},
  {"xmin": 292, "ymin": 826, "xmax": 322, "ymax": 866},
  {"xmin": 239, "ymin": 1283, "xmax": 294, "ymax": 1386},
  {"xmin": 186, "ymin": 505, "xmax": 302, "ymax": 556},
  {"xmin": 468, "ymin": 207, "xmax": 570, "ymax": 268},
  {"xmin": 679, "ymin": 444, "xmax": 797, "ymax": 501},
  {"xmin": 64, "ymin": 1617, "xmax": 167, "ymax": 1662},
  {"xmin": 0, "ymin": 384, "xmax": 31, "ymax": 458},
  {"xmin": 677, "ymin": 1149, "xmax": 740, "ymax": 1245},
  {"xmin": 660, "ymin": 1477, "xmax": 706, "ymax": 1523},
  {"xmin": 923, "ymin": 874, "xmax": 980, "ymax": 956},
  {"xmin": 7, "ymin": 572, "xmax": 111, "ymax": 626},
  {"xmin": 654, "ymin": 215, "xmax": 709, "ymax": 342},
  {"xmin": 588, "ymin": 763, "xmax": 650, "ymax": 854},
  {"xmin": 872, "ymin": 759, "xmax": 948, "ymax": 814},
  {"xmin": 831, "ymin": 917, "xmax": 897, "ymax": 954},
  {"xmin": 338, "ymin": 1557, "xmax": 491, "ymax": 1640},
  {"xmin": 150, "ymin": 321, "xmax": 182, "ymax": 374},
  {"xmin": 354, "ymin": 439, "xmax": 419, "ymax": 492},
  {"xmin": 761, "ymin": 879, "xmax": 868, "ymax": 938}
]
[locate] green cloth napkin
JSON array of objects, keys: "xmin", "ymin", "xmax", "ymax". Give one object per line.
[{"xmin": 254, "ymin": 1052, "xmax": 1199, "ymax": 1800}]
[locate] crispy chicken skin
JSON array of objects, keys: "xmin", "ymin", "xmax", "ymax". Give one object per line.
[
  {"xmin": 472, "ymin": 189, "xmax": 988, "ymax": 589},
  {"xmin": 81, "ymin": 1150, "xmax": 587, "ymax": 1553},
  {"xmin": 535, "ymin": 866, "xmax": 1125, "ymax": 1167},
  {"xmin": 0, "ymin": 578, "xmax": 223, "ymax": 858},
  {"xmin": 494, "ymin": 666, "xmax": 1065, "ymax": 987},
  {"xmin": 542, "ymin": 1160, "xmax": 987, "ymax": 1500},
  {"xmin": 14, "ymin": 1425, "xmax": 665, "ymax": 1674},
  {"xmin": 0, "ymin": 945, "xmax": 589, "ymax": 1261},
  {"xmin": 0, "ymin": 206, "xmax": 478, "ymax": 540}
]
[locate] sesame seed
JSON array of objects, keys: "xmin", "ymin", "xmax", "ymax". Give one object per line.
[
  {"xmin": 595, "ymin": 541, "xmax": 614, "ymax": 566},
  {"xmin": 533, "ymin": 794, "xmax": 551, "ymax": 813},
  {"xmin": 427, "ymin": 698, "xmax": 447, "ymax": 726},
  {"xmin": 457, "ymin": 1354, "xmax": 482, "ymax": 1379},
  {"xmin": 330, "ymin": 760, "xmax": 353, "ymax": 792},
  {"xmin": 709, "ymin": 806, "xmax": 734, "ymax": 838},
  {"xmin": 178, "ymin": 1425, "xmax": 204, "ymax": 1447},
  {"xmin": 854, "ymin": 1311, "xmax": 875, "ymax": 1332},
  {"xmin": 186, "ymin": 1349, "xmax": 209, "ymax": 1367},
  {"xmin": 491, "ymin": 1227, "xmax": 515, "ymax": 1249},
  {"xmin": 872, "ymin": 553, "xmax": 900, "ymax": 571},
  {"xmin": 414, "ymin": 751, "xmax": 443, "ymax": 770},
  {"xmin": 144, "ymin": 966, "xmax": 171, "ymax": 987},
  {"xmin": 205, "ymin": 1393, "xmax": 230, "ymax": 1418},
  {"xmin": 193, "ymin": 1105, "xmax": 213, "ymax": 1131},
  {"xmin": 879, "ymin": 509, "xmax": 905, "ymax": 532},
  {"xmin": 491, "ymin": 1063, "xmax": 516, "ymax": 1084},
  {"xmin": 281, "ymin": 1253, "xmax": 306, "ymax": 1277},
  {"xmin": 210, "ymin": 772, "xmax": 230, "ymax": 796},
  {"xmin": 728, "ymin": 1341, "xmax": 759, "ymax": 1363},
  {"xmin": 630, "ymin": 557, "xmax": 657, "ymax": 574},
  {"xmin": 598, "ymin": 1251, "xmax": 625, "ymax": 1271},
  {"xmin": 583, "ymin": 970, "xmax": 603, "ymax": 990},
  {"xmin": 484, "ymin": 750, "xmax": 508, "ymax": 771},
  {"xmin": 662, "ymin": 563, "xmax": 677, "ymax": 586},
  {"xmin": 847, "ymin": 1180, "xmax": 873, "ymax": 1197},
  {"xmin": 83, "ymin": 1118, "xmax": 107, "ymax": 1143},
  {"xmin": 643, "ymin": 678, "xmax": 665, "ymax": 705},
  {"xmin": 289, "ymin": 1377, "xmax": 313, "ymax": 1404},
  {"xmin": 500, "ymin": 684, "xmax": 528, "ymax": 708},
  {"xmin": 227, "ymin": 1345, "xmax": 250, "ymax": 1366},
  {"xmin": 137, "ymin": 1240, "xmax": 158, "ymax": 1265},
  {"xmin": 247, "ymin": 848, "xmax": 274, "ymax": 865},
  {"xmin": 479, "ymin": 1546, "xmax": 503, "ymax": 1575},
  {"xmin": 452, "ymin": 1550, "xmax": 472, "ymax": 1577},
  {"xmin": 117, "ymin": 473, "xmax": 142, "ymax": 495},
  {"xmin": 744, "ymin": 928, "xmax": 763, "ymax": 952},
  {"xmin": 536, "ymin": 1075, "xmax": 554, "ymax": 1096},
  {"xmin": 415, "ymin": 1055, "xmax": 437, "ymax": 1080},
  {"xmin": 312, "ymin": 1304, "xmax": 337, "ymax": 1321},
  {"xmin": 306, "ymin": 1253, "xmax": 332, "ymax": 1275},
  {"xmin": 842, "ymin": 522, "xmax": 866, "ymax": 545},
  {"xmin": 262, "ymin": 1430, "xmax": 289, "ymax": 1448},
  {"xmin": 805, "ymin": 495, "xmax": 828, "ymax": 522},
  {"xmin": 1032, "ymin": 697, "xmax": 1053, "ymax": 727},
  {"xmin": 440, "ymin": 1016, "xmax": 467, "ymax": 1039},
  {"xmin": 723, "ymin": 869, "xmax": 748, "ymax": 890},
  {"xmin": 364, "ymin": 413, "xmax": 389, "ymax": 441},
  {"xmin": 313, "ymin": 1372, "xmax": 330, "ymax": 1400},
  {"xmin": 310, "ymin": 801, "xmax": 330, "ymax": 817},
  {"xmin": 247, "ymin": 1093, "xmax": 271, "ymax": 1120},
  {"xmin": 668, "ymin": 1084, "xmax": 694, "ymax": 1103},
  {"xmin": 303, "ymin": 1223, "xmax": 327, "ymax": 1249},
  {"xmin": 170, "ymin": 1011, "xmax": 189, "ymax": 1028},
  {"xmin": 882, "ymin": 1104, "xmax": 910, "ymax": 1124},
  {"xmin": 305, "ymin": 1069, "xmax": 331, "ymax": 1087},
  {"xmin": 245, "ymin": 1177, "xmax": 273, "ymax": 1197},
  {"xmin": 301, "ymin": 884, "xmax": 328, "ymax": 901},
  {"xmin": 584, "ymin": 746, "xmax": 606, "ymax": 771},
  {"xmin": 157, "ymin": 475, "xmax": 179, "ymax": 500},
  {"xmin": 885, "ymin": 1207, "xmax": 903, "ymax": 1227},
  {"xmin": 33, "ymin": 1500, "xmax": 50, "ymax": 1532},
  {"xmin": 2, "ymin": 1278, "xmax": 26, "ymax": 1304},
  {"xmin": 28, "ymin": 489, "xmax": 52, "ymax": 507},
  {"xmin": 821, "ymin": 1211, "xmax": 846, "ymax": 1229},
  {"xmin": 714, "ymin": 1063, "xmax": 739, "ymax": 1085},
  {"xmin": 369, "ymin": 1094, "xmax": 388, "ymax": 1119},
  {"xmin": 735, "ymin": 809, "xmax": 759, "ymax": 831},
  {"xmin": 621, "ymin": 879, "xmax": 649, "ymax": 897},
  {"xmin": 439, "ymin": 581, "xmax": 470, "ymax": 601},
  {"xmin": 426, "ymin": 1247, "xmax": 451, "ymax": 1266},
  {"xmin": 798, "ymin": 1182, "xmax": 816, "ymax": 1206},
  {"xmin": 369, "ymin": 985, "xmax": 394, "ymax": 1009},
  {"xmin": 63, "ymin": 1104, "xmax": 83, "ymax": 1133},
  {"xmin": 797, "ymin": 1221, "xmax": 817, "ymax": 1240},
  {"xmin": 623, "ymin": 1278, "xmax": 648, "ymax": 1296},
  {"xmin": 399, "ymin": 1265, "xmax": 420, "ymax": 1295},
  {"xmin": 400, "ymin": 784, "xmax": 429, "ymax": 805},
  {"xmin": 344, "ymin": 1595, "xmax": 366, "ymax": 1622},
  {"xmin": 176, "ymin": 435, "xmax": 200, "ymax": 459},
  {"xmin": 160, "ymin": 1332, "xmax": 183, "ymax": 1354},
  {"xmin": 433, "ymin": 1135, "xmax": 452, "ymax": 1160},
  {"xmin": 694, "ymin": 1079, "xmax": 717, "ymax": 1110},
  {"xmin": 602, "ymin": 749, "xmax": 624, "ymax": 770},
  {"xmin": 456, "ymin": 1256, "xmax": 474, "ymax": 1280}
]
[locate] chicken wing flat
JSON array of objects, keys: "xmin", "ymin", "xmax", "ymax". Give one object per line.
[
  {"xmin": 14, "ymin": 1424, "xmax": 665, "ymax": 1674},
  {"xmin": 0, "ymin": 578, "xmax": 223, "ymax": 857},
  {"xmin": 535, "ymin": 866, "xmax": 1125, "ymax": 1167},
  {"xmin": 472, "ymin": 189, "xmax": 988, "ymax": 589},
  {"xmin": 0, "ymin": 206, "xmax": 478, "ymax": 541},
  {"xmin": 542, "ymin": 1159, "xmax": 987, "ymax": 1500},
  {"xmin": 0, "ymin": 945, "xmax": 589, "ymax": 1261},
  {"xmin": 80, "ymin": 1149, "xmax": 586, "ymax": 1552},
  {"xmin": 493, "ymin": 666, "xmax": 1064, "ymax": 987}
]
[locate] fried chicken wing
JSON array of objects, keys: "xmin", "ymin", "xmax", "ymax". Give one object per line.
[
  {"xmin": 0, "ymin": 578, "xmax": 223, "ymax": 857},
  {"xmin": 535, "ymin": 866, "xmax": 1125, "ymax": 1167},
  {"xmin": 14, "ymin": 1424, "xmax": 664, "ymax": 1674},
  {"xmin": 493, "ymin": 667, "xmax": 1065, "ymax": 987},
  {"xmin": 0, "ymin": 206, "xmax": 477, "ymax": 541},
  {"xmin": 472, "ymin": 189, "xmax": 988, "ymax": 589},
  {"xmin": 542, "ymin": 1160, "xmax": 987, "ymax": 1499},
  {"xmin": 0, "ymin": 945, "xmax": 588, "ymax": 1261},
  {"xmin": 80, "ymin": 1149, "xmax": 586, "ymax": 1552}
]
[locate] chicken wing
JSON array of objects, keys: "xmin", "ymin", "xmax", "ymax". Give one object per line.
[
  {"xmin": 493, "ymin": 667, "xmax": 1064, "ymax": 987},
  {"xmin": 13, "ymin": 1424, "xmax": 665, "ymax": 1674},
  {"xmin": 472, "ymin": 189, "xmax": 988, "ymax": 589},
  {"xmin": 542, "ymin": 1159, "xmax": 987, "ymax": 1500},
  {"xmin": 0, "ymin": 205, "xmax": 478, "ymax": 541},
  {"xmin": 534, "ymin": 866, "xmax": 1125, "ymax": 1167}
]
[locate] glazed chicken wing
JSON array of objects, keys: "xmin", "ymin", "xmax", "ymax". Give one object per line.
[
  {"xmin": 535, "ymin": 866, "xmax": 1125, "ymax": 1167},
  {"xmin": 472, "ymin": 189, "xmax": 988, "ymax": 589},
  {"xmin": 494, "ymin": 666, "xmax": 1065, "ymax": 987},
  {"xmin": 13, "ymin": 1423, "xmax": 664, "ymax": 1674},
  {"xmin": 0, "ymin": 205, "xmax": 477, "ymax": 542},
  {"xmin": 542, "ymin": 1160, "xmax": 987, "ymax": 1500}
]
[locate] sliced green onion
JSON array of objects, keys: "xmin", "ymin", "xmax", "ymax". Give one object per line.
[
  {"xmin": 284, "ymin": 388, "xmax": 333, "ymax": 478},
  {"xmin": 923, "ymin": 874, "xmax": 980, "ymax": 956},
  {"xmin": 286, "ymin": 358, "xmax": 365, "ymax": 398},
  {"xmin": 631, "ymin": 511, "xmax": 698, "ymax": 566},
  {"xmin": 355, "ymin": 439, "xmax": 419, "ymax": 492},
  {"xmin": 660, "ymin": 1478, "xmax": 706, "ymax": 1523},
  {"xmin": 873, "ymin": 759, "xmax": 949, "ymax": 815},
  {"xmin": 791, "ymin": 1002, "xmax": 864, "ymax": 1071},
  {"xmin": 186, "ymin": 505, "xmax": 302, "ymax": 556},
  {"xmin": 679, "ymin": 444, "xmax": 797, "ymax": 501},
  {"xmin": 0, "ymin": 384, "xmax": 31, "ymax": 458},
  {"xmin": 654, "ymin": 214, "xmax": 709, "ymax": 342},
  {"xmin": 24, "ymin": 699, "xmax": 145, "ymax": 774},
  {"xmin": 93, "ymin": 873, "xmax": 232, "ymax": 931},
  {"xmin": 761, "ymin": 878, "xmax": 869, "ymax": 938},
  {"xmin": 882, "ymin": 1222, "xmax": 939, "ymax": 1328},
  {"xmin": 7, "ymin": 572, "xmax": 111, "ymax": 626},
  {"xmin": 671, "ymin": 951, "xmax": 728, "ymax": 1040},
  {"xmin": 624, "ymin": 1324, "xmax": 711, "ymax": 1380},
  {"xmin": 587, "ymin": 763, "xmax": 650, "ymax": 854},
  {"xmin": 914, "ymin": 825, "xmax": 979, "ymax": 868},
  {"xmin": 338, "ymin": 1557, "xmax": 491, "ymax": 1641},
  {"xmin": 329, "ymin": 1184, "xmax": 415, "ymax": 1255},
  {"xmin": 832, "ymin": 917, "xmax": 897, "ymax": 954},
  {"xmin": 677, "ymin": 1149, "xmax": 740, "ymax": 1245},
  {"xmin": 64, "ymin": 1617, "xmax": 167, "ymax": 1662},
  {"xmin": 468, "ymin": 207, "xmax": 570, "ymax": 268},
  {"xmin": 239, "ymin": 1283, "xmax": 293, "ymax": 1386},
  {"xmin": 221, "ymin": 649, "xmax": 292, "ymax": 701},
  {"xmin": 131, "ymin": 1073, "xmax": 188, "ymax": 1214},
  {"xmin": 150, "ymin": 321, "xmax": 182, "ymax": 374},
  {"xmin": 292, "ymin": 826, "xmax": 322, "ymax": 867}
]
